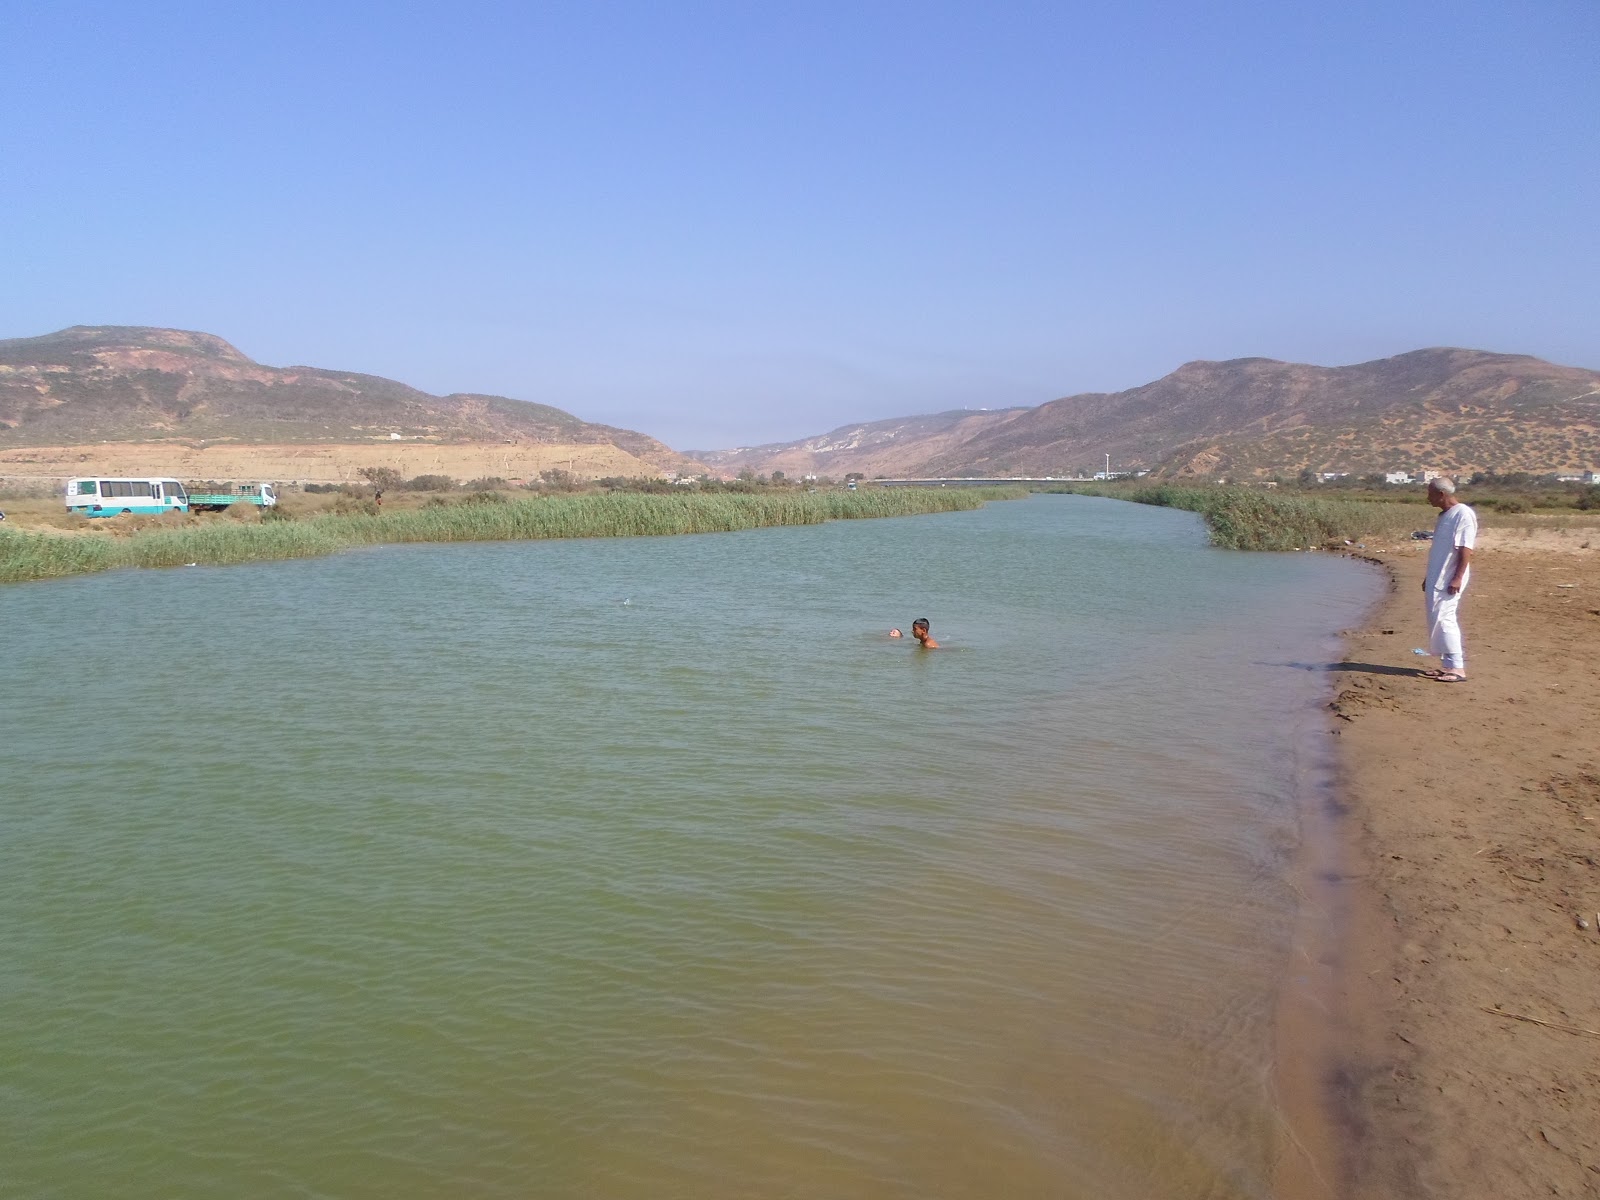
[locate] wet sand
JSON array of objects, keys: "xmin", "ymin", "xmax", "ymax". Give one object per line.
[{"xmin": 1320, "ymin": 524, "xmax": 1600, "ymax": 1196}]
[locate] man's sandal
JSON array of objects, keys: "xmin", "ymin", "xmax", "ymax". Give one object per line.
[{"xmin": 1432, "ymin": 671, "xmax": 1467, "ymax": 683}]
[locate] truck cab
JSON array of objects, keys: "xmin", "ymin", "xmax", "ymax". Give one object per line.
[{"xmin": 241, "ymin": 483, "xmax": 278, "ymax": 506}]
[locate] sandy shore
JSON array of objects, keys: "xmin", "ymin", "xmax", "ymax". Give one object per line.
[{"xmin": 1319, "ymin": 522, "xmax": 1600, "ymax": 1196}]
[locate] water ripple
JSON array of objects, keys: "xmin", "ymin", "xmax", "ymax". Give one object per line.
[{"xmin": 0, "ymin": 497, "xmax": 1379, "ymax": 1199}]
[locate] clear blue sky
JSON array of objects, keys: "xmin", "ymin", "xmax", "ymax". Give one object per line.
[{"xmin": 5, "ymin": 1, "xmax": 1597, "ymax": 449}]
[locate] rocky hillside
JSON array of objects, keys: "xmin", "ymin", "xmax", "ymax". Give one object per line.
[
  {"xmin": 0, "ymin": 326, "xmax": 698, "ymax": 474},
  {"xmin": 690, "ymin": 407, "xmax": 1027, "ymax": 480},
  {"xmin": 704, "ymin": 349, "xmax": 1600, "ymax": 479}
]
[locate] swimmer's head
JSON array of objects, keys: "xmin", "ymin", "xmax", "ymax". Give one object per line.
[
  {"xmin": 888, "ymin": 628, "xmax": 902, "ymax": 638},
  {"xmin": 911, "ymin": 618, "xmax": 929, "ymax": 635}
]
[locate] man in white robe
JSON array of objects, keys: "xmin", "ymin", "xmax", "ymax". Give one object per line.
[{"xmin": 1421, "ymin": 477, "xmax": 1477, "ymax": 682}]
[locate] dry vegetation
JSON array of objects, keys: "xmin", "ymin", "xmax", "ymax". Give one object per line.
[{"xmin": 0, "ymin": 439, "xmax": 675, "ymax": 487}]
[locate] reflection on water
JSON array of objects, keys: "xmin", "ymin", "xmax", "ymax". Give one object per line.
[{"xmin": 0, "ymin": 495, "xmax": 1379, "ymax": 1199}]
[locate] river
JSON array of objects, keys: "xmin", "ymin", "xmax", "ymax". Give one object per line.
[{"xmin": 0, "ymin": 494, "xmax": 1380, "ymax": 1198}]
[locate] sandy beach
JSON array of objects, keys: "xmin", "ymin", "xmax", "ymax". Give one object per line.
[{"xmin": 1322, "ymin": 521, "xmax": 1600, "ymax": 1197}]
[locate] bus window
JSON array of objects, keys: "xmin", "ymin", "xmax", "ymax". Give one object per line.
[{"xmin": 102, "ymin": 480, "xmax": 153, "ymax": 498}]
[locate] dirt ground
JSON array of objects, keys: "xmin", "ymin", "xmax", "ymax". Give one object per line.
[
  {"xmin": 1325, "ymin": 517, "xmax": 1600, "ymax": 1197},
  {"xmin": 0, "ymin": 440, "xmax": 673, "ymax": 487}
]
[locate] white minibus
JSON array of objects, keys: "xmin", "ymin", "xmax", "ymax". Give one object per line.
[{"xmin": 65, "ymin": 477, "xmax": 189, "ymax": 517}]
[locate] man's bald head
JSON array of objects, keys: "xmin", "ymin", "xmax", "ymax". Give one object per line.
[{"xmin": 1428, "ymin": 477, "xmax": 1456, "ymax": 496}]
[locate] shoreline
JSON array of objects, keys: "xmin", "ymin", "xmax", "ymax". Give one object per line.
[
  {"xmin": 1271, "ymin": 555, "xmax": 1384, "ymax": 1200},
  {"xmin": 0, "ymin": 488, "xmax": 1025, "ymax": 584},
  {"xmin": 1301, "ymin": 530, "xmax": 1599, "ymax": 1196}
]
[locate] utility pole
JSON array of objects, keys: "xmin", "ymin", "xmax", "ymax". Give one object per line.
[{"xmin": 1105, "ymin": 452, "xmax": 1111, "ymax": 480}]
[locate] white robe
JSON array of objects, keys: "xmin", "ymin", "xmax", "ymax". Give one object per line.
[{"xmin": 1424, "ymin": 503, "xmax": 1477, "ymax": 672}]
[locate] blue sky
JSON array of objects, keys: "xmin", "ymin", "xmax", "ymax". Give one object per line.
[{"xmin": 5, "ymin": 1, "xmax": 1597, "ymax": 449}]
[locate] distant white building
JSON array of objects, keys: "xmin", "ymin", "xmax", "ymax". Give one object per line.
[
  {"xmin": 1384, "ymin": 472, "xmax": 1413, "ymax": 485},
  {"xmin": 1318, "ymin": 472, "xmax": 1350, "ymax": 482}
]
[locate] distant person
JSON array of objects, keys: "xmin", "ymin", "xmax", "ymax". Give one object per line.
[
  {"xmin": 1420, "ymin": 477, "xmax": 1476, "ymax": 682},
  {"xmin": 373, "ymin": 489, "xmax": 383, "ymax": 508},
  {"xmin": 911, "ymin": 618, "xmax": 939, "ymax": 649}
]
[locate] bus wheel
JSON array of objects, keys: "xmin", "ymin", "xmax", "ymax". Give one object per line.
[{"xmin": 121, "ymin": 508, "xmax": 132, "ymax": 514}]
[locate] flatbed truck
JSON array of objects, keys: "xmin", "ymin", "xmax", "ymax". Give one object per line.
[{"xmin": 185, "ymin": 482, "xmax": 279, "ymax": 512}]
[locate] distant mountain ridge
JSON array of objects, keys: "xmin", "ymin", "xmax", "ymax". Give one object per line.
[
  {"xmin": 0, "ymin": 325, "xmax": 697, "ymax": 473},
  {"xmin": 690, "ymin": 407, "xmax": 1029, "ymax": 478},
  {"xmin": 7, "ymin": 330, "xmax": 1596, "ymax": 482},
  {"xmin": 701, "ymin": 348, "xmax": 1600, "ymax": 479}
]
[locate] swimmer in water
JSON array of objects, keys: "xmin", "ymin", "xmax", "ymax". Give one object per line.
[
  {"xmin": 911, "ymin": 618, "xmax": 938, "ymax": 648},
  {"xmin": 888, "ymin": 628, "xmax": 903, "ymax": 638}
]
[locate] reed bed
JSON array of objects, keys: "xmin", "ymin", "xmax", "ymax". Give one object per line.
[
  {"xmin": 1064, "ymin": 483, "xmax": 1422, "ymax": 550},
  {"xmin": 0, "ymin": 488, "xmax": 1023, "ymax": 584}
]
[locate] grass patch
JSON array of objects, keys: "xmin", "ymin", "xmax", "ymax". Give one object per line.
[
  {"xmin": 1053, "ymin": 483, "xmax": 1422, "ymax": 550},
  {"xmin": 0, "ymin": 488, "xmax": 1024, "ymax": 584}
]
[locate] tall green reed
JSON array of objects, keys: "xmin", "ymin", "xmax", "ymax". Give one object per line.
[
  {"xmin": 0, "ymin": 488, "xmax": 1024, "ymax": 584},
  {"xmin": 1061, "ymin": 483, "xmax": 1421, "ymax": 550}
]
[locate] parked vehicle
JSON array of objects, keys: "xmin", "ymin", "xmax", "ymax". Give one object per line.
[
  {"xmin": 65, "ymin": 477, "xmax": 188, "ymax": 517},
  {"xmin": 185, "ymin": 482, "xmax": 279, "ymax": 512}
]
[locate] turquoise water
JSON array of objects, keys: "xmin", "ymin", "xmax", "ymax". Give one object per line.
[{"xmin": 0, "ymin": 495, "xmax": 1378, "ymax": 1199}]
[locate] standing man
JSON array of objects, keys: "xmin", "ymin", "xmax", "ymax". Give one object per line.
[{"xmin": 1422, "ymin": 477, "xmax": 1476, "ymax": 682}]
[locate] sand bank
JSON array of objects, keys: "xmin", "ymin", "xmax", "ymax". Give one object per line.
[{"xmin": 1322, "ymin": 523, "xmax": 1600, "ymax": 1196}]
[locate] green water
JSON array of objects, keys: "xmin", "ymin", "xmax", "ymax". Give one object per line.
[{"xmin": 1, "ymin": 495, "xmax": 1379, "ymax": 1199}]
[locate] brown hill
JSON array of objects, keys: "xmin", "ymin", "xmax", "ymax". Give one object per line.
[
  {"xmin": 0, "ymin": 325, "xmax": 699, "ymax": 476},
  {"xmin": 689, "ymin": 407, "xmax": 1027, "ymax": 479},
  {"xmin": 707, "ymin": 349, "xmax": 1600, "ymax": 480}
]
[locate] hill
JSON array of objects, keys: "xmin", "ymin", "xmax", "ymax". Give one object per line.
[
  {"xmin": 690, "ymin": 407, "xmax": 1027, "ymax": 479},
  {"xmin": 0, "ymin": 325, "xmax": 698, "ymax": 475},
  {"xmin": 703, "ymin": 349, "xmax": 1600, "ymax": 480}
]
